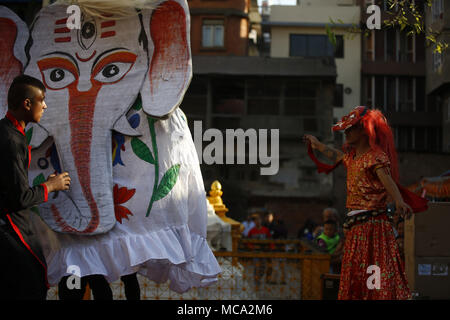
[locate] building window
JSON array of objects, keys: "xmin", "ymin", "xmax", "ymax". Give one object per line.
[
  {"xmin": 395, "ymin": 126, "xmax": 442, "ymax": 152},
  {"xmin": 363, "ymin": 76, "xmax": 374, "ymax": 108},
  {"xmin": 202, "ymin": 19, "xmax": 224, "ymax": 48},
  {"xmin": 381, "ymin": 29, "xmax": 416, "ymax": 63},
  {"xmin": 398, "ymin": 77, "xmax": 415, "ymax": 112},
  {"xmin": 333, "ymin": 84, "xmax": 344, "ymax": 108},
  {"xmin": 364, "ymin": 31, "xmax": 375, "ymax": 61},
  {"xmin": 181, "ymin": 77, "xmax": 208, "ymax": 116},
  {"xmin": 284, "ymin": 80, "xmax": 318, "ymax": 116},
  {"xmin": 431, "ymin": 0, "xmax": 444, "ymax": 23},
  {"xmin": 385, "ymin": 29, "xmax": 397, "ymax": 62},
  {"xmin": 212, "ymin": 78, "xmax": 244, "ymax": 115},
  {"xmin": 386, "ymin": 76, "xmax": 396, "ymax": 112},
  {"xmin": 289, "ymin": 34, "xmax": 334, "ymax": 57},
  {"xmin": 447, "ymin": 98, "xmax": 450, "ymax": 122},
  {"xmin": 247, "ymin": 78, "xmax": 281, "ymax": 115},
  {"xmin": 415, "ymin": 77, "xmax": 426, "ymax": 112},
  {"xmin": 432, "ymin": 50, "xmax": 443, "ymax": 72},
  {"xmin": 397, "ymin": 126, "xmax": 414, "ymax": 151},
  {"xmin": 364, "ymin": 76, "xmax": 423, "ymax": 112},
  {"xmin": 398, "ymin": 32, "xmax": 415, "ymax": 63},
  {"xmin": 334, "ymin": 35, "xmax": 344, "ymax": 58},
  {"xmin": 375, "ymin": 76, "xmax": 385, "ymax": 109}
]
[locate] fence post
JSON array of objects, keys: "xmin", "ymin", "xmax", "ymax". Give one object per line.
[{"xmin": 301, "ymin": 255, "xmax": 331, "ymax": 300}]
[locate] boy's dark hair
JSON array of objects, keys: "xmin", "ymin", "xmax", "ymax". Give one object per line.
[
  {"xmin": 324, "ymin": 220, "xmax": 337, "ymax": 227},
  {"xmin": 7, "ymin": 74, "xmax": 46, "ymax": 110}
]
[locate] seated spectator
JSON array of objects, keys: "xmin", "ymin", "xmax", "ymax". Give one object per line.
[
  {"xmin": 316, "ymin": 220, "xmax": 340, "ymax": 255},
  {"xmin": 248, "ymin": 215, "xmax": 272, "ymax": 242},
  {"xmin": 242, "ymin": 214, "xmax": 256, "ymax": 237},
  {"xmin": 263, "ymin": 212, "xmax": 276, "ymax": 237},
  {"xmin": 272, "ymin": 219, "xmax": 288, "ymax": 239},
  {"xmin": 316, "ymin": 220, "xmax": 343, "ymax": 274},
  {"xmin": 323, "ymin": 207, "xmax": 339, "ymax": 223}
]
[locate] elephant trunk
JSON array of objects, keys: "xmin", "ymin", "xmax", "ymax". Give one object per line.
[{"xmin": 51, "ymin": 85, "xmax": 102, "ymax": 234}]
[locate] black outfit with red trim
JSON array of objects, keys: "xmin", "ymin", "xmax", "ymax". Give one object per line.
[{"xmin": 0, "ymin": 112, "xmax": 49, "ymax": 300}]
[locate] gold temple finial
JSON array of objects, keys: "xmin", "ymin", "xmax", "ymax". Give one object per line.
[
  {"xmin": 207, "ymin": 180, "xmax": 243, "ymax": 255},
  {"xmin": 208, "ymin": 180, "xmax": 228, "ymax": 217}
]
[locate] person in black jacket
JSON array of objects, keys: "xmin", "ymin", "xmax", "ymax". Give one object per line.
[{"xmin": 0, "ymin": 74, "xmax": 71, "ymax": 300}]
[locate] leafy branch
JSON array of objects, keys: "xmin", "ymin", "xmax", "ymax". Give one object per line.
[
  {"xmin": 326, "ymin": 0, "xmax": 448, "ymax": 54},
  {"xmin": 130, "ymin": 115, "xmax": 180, "ymax": 218}
]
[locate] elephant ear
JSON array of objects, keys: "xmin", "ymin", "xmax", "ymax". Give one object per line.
[
  {"xmin": 0, "ymin": 6, "xmax": 29, "ymax": 117},
  {"xmin": 139, "ymin": 0, "xmax": 192, "ymax": 119}
]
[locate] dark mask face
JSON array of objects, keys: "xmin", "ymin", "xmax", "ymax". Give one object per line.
[
  {"xmin": 332, "ymin": 106, "xmax": 368, "ymax": 132},
  {"xmin": 344, "ymin": 123, "xmax": 365, "ymax": 145}
]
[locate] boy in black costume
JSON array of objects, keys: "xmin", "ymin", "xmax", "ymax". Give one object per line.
[{"xmin": 0, "ymin": 75, "xmax": 71, "ymax": 300}]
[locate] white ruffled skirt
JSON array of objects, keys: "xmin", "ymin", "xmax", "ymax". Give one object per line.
[{"xmin": 30, "ymin": 109, "xmax": 221, "ymax": 293}]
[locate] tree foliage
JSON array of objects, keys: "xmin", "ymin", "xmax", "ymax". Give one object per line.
[{"xmin": 326, "ymin": 0, "xmax": 448, "ymax": 54}]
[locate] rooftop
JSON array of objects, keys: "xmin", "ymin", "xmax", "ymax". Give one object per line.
[{"xmin": 192, "ymin": 56, "xmax": 336, "ymax": 77}]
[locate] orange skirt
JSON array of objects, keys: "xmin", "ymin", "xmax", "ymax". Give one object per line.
[{"xmin": 338, "ymin": 214, "xmax": 411, "ymax": 300}]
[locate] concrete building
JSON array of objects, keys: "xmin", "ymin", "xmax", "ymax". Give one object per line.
[
  {"xmin": 265, "ymin": 0, "xmax": 361, "ymax": 121},
  {"xmin": 181, "ymin": 0, "xmax": 339, "ymax": 235},
  {"xmin": 354, "ymin": 0, "xmax": 449, "ymax": 196},
  {"xmin": 425, "ymin": 0, "xmax": 450, "ymax": 153},
  {"xmin": 181, "ymin": 56, "xmax": 337, "ymax": 236},
  {"xmin": 188, "ymin": 0, "xmax": 252, "ymax": 56}
]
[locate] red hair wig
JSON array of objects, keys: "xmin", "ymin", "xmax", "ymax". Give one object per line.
[
  {"xmin": 340, "ymin": 107, "xmax": 399, "ymax": 182},
  {"xmin": 360, "ymin": 108, "xmax": 399, "ymax": 182}
]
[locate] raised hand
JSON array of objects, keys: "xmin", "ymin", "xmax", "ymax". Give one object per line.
[{"xmin": 303, "ymin": 134, "xmax": 321, "ymax": 150}]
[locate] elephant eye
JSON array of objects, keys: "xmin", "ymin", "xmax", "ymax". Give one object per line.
[
  {"xmin": 94, "ymin": 62, "xmax": 133, "ymax": 84},
  {"xmin": 41, "ymin": 67, "xmax": 76, "ymax": 90}
]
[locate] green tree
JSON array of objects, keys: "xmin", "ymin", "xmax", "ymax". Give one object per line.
[{"xmin": 326, "ymin": 0, "xmax": 448, "ymax": 54}]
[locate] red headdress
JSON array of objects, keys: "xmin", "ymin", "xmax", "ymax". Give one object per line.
[{"xmin": 332, "ymin": 106, "xmax": 399, "ymax": 183}]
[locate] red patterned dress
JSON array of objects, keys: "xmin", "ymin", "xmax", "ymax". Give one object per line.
[{"xmin": 338, "ymin": 148, "xmax": 411, "ymax": 300}]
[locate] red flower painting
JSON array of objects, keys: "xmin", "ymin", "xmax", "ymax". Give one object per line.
[{"xmin": 113, "ymin": 184, "xmax": 136, "ymax": 223}]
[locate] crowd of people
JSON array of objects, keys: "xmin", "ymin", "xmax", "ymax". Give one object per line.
[
  {"xmin": 242, "ymin": 207, "xmax": 346, "ymax": 275},
  {"xmin": 240, "ymin": 204, "xmax": 405, "ymax": 277}
]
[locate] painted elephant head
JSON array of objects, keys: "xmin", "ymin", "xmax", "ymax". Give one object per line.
[{"xmin": 0, "ymin": 0, "xmax": 191, "ymax": 234}]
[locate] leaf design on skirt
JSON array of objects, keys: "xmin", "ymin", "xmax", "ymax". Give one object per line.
[
  {"xmin": 152, "ymin": 164, "xmax": 180, "ymax": 202},
  {"xmin": 146, "ymin": 164, "xmax": 180, "ymax": 217},
  {"xmin": 131, "ymin": 137, "xmax": 155, "ymax": 164}
]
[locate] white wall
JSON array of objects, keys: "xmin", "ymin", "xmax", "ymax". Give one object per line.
[{"xmin": 269, "ymin": 4, "xmax": 361, "ymax": 120}]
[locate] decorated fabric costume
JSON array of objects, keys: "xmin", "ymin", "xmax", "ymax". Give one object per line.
[
  {"xmin": 307, "ymin": 106, "xmax": 428, "ymax": 300},
  {"xmin": 0, "ymin": 1, "xmax": 221, "ymax": 293}
]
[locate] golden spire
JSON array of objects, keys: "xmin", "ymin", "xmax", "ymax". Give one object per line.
[
  {"xmin": 207, "ymin": 180, "xmax": 228, "ymax": 218},
  {"xmin": 207, "ymin": 180, "xmax": 243, "ymax": 254}
]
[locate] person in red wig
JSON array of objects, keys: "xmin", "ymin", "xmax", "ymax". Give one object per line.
[{"xmin": 303, "ymin": 106, "xmax": 422, "ymax": 300}]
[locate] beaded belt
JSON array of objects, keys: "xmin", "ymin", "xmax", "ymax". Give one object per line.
[{"xmin": 343, "ymin": 209, "xmax": 393, "ymax": 229}]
